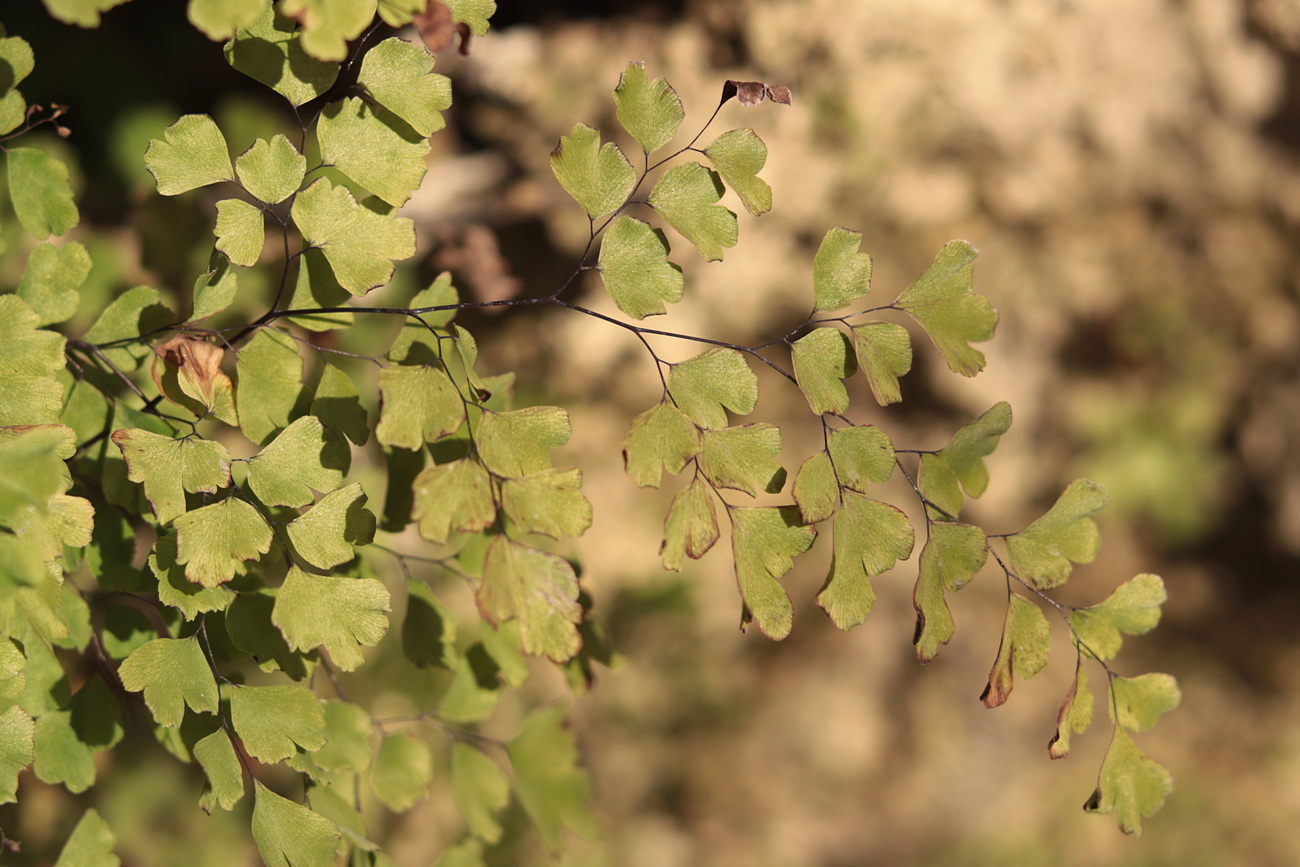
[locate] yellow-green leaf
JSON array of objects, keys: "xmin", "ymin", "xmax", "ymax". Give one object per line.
[
  {"xmin": 791, "ymin": 327, "xmax": 855, "ymax": 415},
  {"xmin": 917, "ymin": 401, "xmax": 1012, "ymax": 519},
  {"xmin": 894, "ymin": 240, "xmax": 997, "ymax": 377},
  {"xmin": 731, "ymin": 506, "xmax": 816, "ymax": 640},
  {"xmin": 550, "ymin": 122, "xmax": 635, "ymax": 221},
  {"xmin": 1083, "ymin": 728, "xmax": 1172, "ymax": 836},
  {"xmin": 478, "ymin": 536, "xmax": 581, "ymax": 662},
  {"xmin": 667, "ymin": 348, "xmax": 756, "ymax": 429},
  {"xmin": 661, "ymin": 478, "xmax": 718, "ymax": 571},
  {"xmin": 648, "ymin": 162, "xmax": 737, "ymax": 262},
  {"xmin": 812, "ymin": 227, "xmax": 872, "ymax": 311},
  {"xmin": 817, "ymin": 493, "xmax": 914, "ymax": 630},
  {"xmin": 143, "ymin": 115, "xmax": 233, "ymax": 196},
  {"xmin": 850, "ymin": 321, "xmax": 911, "ymax": 406},
  {"xmin": 911, "ymin": 521, "xmax": 987, "ymax": 663},
  {"xmin": 1070, "ymin": 573, "xmax": 1166, "ymax": 660},
  {"xmin": 1006, "ymin": 478, "xmax": 1108, "ymax": 590},
  {"xmin": 980, "ymin": 595, "xmax": 1051, "ymax": 708}
]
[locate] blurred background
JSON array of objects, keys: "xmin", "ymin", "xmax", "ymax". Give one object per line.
[{"xmin": 5, "ymin": 0, "xmax": 1300, "ymax": 864}]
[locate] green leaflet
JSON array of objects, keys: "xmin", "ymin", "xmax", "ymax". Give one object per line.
[
  {"xmin": 312, "ymin": 700, "xmax": 373, "ymax": 774},
  {"xmin": 247, "ymin": 415, "xmax": 349, "ymax": 508},
  {"xmin": 705, "ymin": 128, "xmax": 771, "ymax": 216},
  {"xmin": 18, "ymin": 241, "xmax": 90, "ymax": 326},
  {"xmin": 358, "ymin": 37, "xmax": 452, "ymax": 137},
  {"xmin": 388, "ymin": 273, "xmax": 458, "ymax": 362},
  {"xmin": 194, "ymin": 729, "xmax": 246, "ymax": 811},
  {"xmin": 613, "ymin": 62, "xmax": 683, "ymax": 154},
  {"xmin": 144, "ymin": 115, "xmax": 233, "ymax": 196},
  {"xmin": 1048, "ymin": 667, "xmax": 1094, "ymax": 760},
  {"xmin": 251, "ymin": 781, "xmax": 341, "ymax": 867},
  {"xmin": 317, "ymin": 96, "xmax": 429, "ymax": 208},
  {"xmin": 661, "ymin": 478, "xmax": 719, "ymax": 571},
  {"xmin": 376, "ymin": 365, "xmax": 465, "ymax": 450},
  {"xmin": 412, "ymin": 459, "xmax": 496, "ymax": 543},
  {"xmin": 151, "ymin": 532, "xmax": 235, "ymax": 620},
  {"xmin": 225, "ymin": 5, "xmax": 339, "ymax": 105},
  {"xmin": 117, "ymin": 636, "xmax": 219, "ymax": 728},
  {"xmin": 0, "ymin": 705, "xmax": 34, "ymax": 804},
  {"xmin": 731, "ymin": 506, "xmax": 816, "ymax": 640},
  {"xmin": 792, "ymin": 451, "xmax": 835, "ymax": 525},
  {"xmin": 647, "ymin": 162, "xmax": 737, "ymax": 262},
  {"xmin": 0, "ymin": 296, "xmax": 66, "ymax": 425},
  {"xmin": 190, "ymin": 252, "xmax": 239, "ymax": 322},
  {"xmin": 8, "ymin": 147, "xmax": 80, "ymax": 238},
  {"xmin": 1083, "ymin": 728, "xmax": 1172, "ymax": 836},
  {"xmin": 826, "ymin": 425, "xmax": 895, "ymax": 493},
  {"xmin": 1111, "ymin": 672, "xmax": 1181, "ymax": 733},
  {"xmin": 445, "ymin": 0, "xmax": 496, "ymax": 34},
  {"xmin": 980, "ymin": 594, "xmax": 1051, "ymax": 708},
  {"xmin": 477, "ymin": 406, "xmax": 571, "ymax": 478},
  {"xmin": 894, "ymin": 240, "xmax": 998, "ymax": 377},
  {"xmin": 911, "ymin": 521, "xmax": 987, "ymax": 663},
  {"xmin": 280, "ymin": 0, "xmax": 374, "ymax": 61},
  {"xmin": 0, "ymin": 640, "xmax": 25, "ymax": 704},
  {"xmin": 186, "ymin": 0, "xmax": 264, "ymax": 40},
  {"xmin": 285, "ymin": 483, "xmax": 375, "ymax": 570},
  {"xmin": 69, "ymin": 675, "xmax": 123, "ymax": 752},
  {"xmin": 598, "ymin": 216, "xmax": 684, "ymax": 319},
  {"xmin": 506, "ymin": 706, "xmax": 597, "ymax": 851},
  {"xmin": 272, "ymin": 566, "xmax": 391, "ymax": 671},
  {"xmin": 288, "ymin": 248, "xmax": 353, "ymax": 331},
  {"xmin": 52, "ymin": 808, "xmax": 118, "ymax": 867},
  {"xmin": 452, "ymin": 742, "xmax": 510, "ymax": 844},
  {"xmin": 226, "ymin": 590, "xmax": 316, "ymax": 680},
  {"xmin": 82, "ymin": 285, "xmax": 173, "ymax": 372},
  {"xmin": 667, "ymin": 347, "xmax": 757, "ymax": 429},
  {"xmin": 501, "ymin": 468, "xmax": 592, "ymax": 539},
  {"xmin": 478, "ymin": 536, "xmax": 582, "ymax": 662},
  {"xmin": 698, "ymin": 424, "xmax": 785, "ymax": 496},
  {"xmin": 292, "ymin": 177, "xmax": 416, "ymax": 294},
  {"xmin": 1070, "ymin": 573, "xmax": 1166, "ymax": 660},
  {"xmin": 917, "ymin": 401, "xmax": 1012, "ymax": 519},
  {"xmin": 812, "ymin": 227, "xmax": 873, "ymax": 311},
  {"xmin": 1006, "ymin": 478, "xmax": 1108, "ymax": 590},
  {"xmin": 0, "ymin": 35, "xmax": 34, "ymax": 136},
  {"xmin": 311, "ymin": 362, "xmax": 370, "ymax": 446},
  {"xmin": 372, "ymin": 732, "xmax": 434, "ymax": 812},
  {"xmin": 227, "ymin": 683, "xmax": 326, "ymax": 764},
  {"xmin": 111, "ymin": 429, "xmax": 232, "ymax": 525},
  {"xmin": 791, "ymin": 327, "xmax": 855, "ymax": 415},
  {"xmin": 235, "ymin": 135, "xmax": 305, "ymax": 205},
  {"xmin": 437, "ymin": 647, "xmax": 504, "ymax": 724},
  {"xmin": 817, "ymin": 493, "xmax": 914, "ymax": 630},
  {"xmin": 549, "ymin": 122, "xmax": 635, "ymax": 221},
  {"xmin": 173, "ymin": 496, "xmax": 273, "ymax": 588},
  {"xmin": 300, "ymin": 782, "xmax": 376, "ymax": 851},
  {"xmin": 480, "ymin": 619, "xmax": 529, "ymax": 686},
  {"xmin": 622, "ymin": 401, "xmax": 700, "ymax": 488},
  {"xmin": 850, "ymin": 321, "xmax": 912, "ymax": 406},
  {"xmin": 214, "ymin": 198, "xmax": 265, "ymax": 266},
  {"xmin": 33, "ymin": 710, "xmax": 96, "ymax": 793},
  {"xmin": 402, "ymin": 581, "xmax": 458, "ymax": 669}
]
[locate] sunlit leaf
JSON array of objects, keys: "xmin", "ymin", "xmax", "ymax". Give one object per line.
[
  {"xmin": 452, "ymin": 742, "xmax": 509, "ymax": 844},
  {"xmin": 228, "ymin": 683, "xmax": 326, "ymax": 763},
  {"xmin": 477, "ymin": 406, "xmax": 570, "ymax": 478},
  {"xmin": 478, "ymin": 536, "xmax": 581, "ymax": 662},
  {"xmin": 660, "ymin": 477, "xmax": 718, "ymax": 570},
  {"xmin": 667, "ymin": 348, "xmax": 756, "ymax": 429},
  {"xmin": 246, "ymin": 415, "xmax": 349, "ymax": 508},
  {"xmin": 52, "ymin": 808, "xmax": 118, "ymax": 867},
  {"xmin": 850, "ymin": 322, "xmax": 911, "ymax": 406},
  {"xmin": 214, "ymin": 198, "xmax": 265, "ymax": 266},
  {"xmin": 152, "ymin": 334, "xmax": 237, "ymax": 424},
  {"xmin": 151, "ymin": 533, "xmax": 235, "ymax": 620},
  {"xmin": 622, "ymin": 401, "xmax": 700, "ymax": 488},
  {"xmin": 235, "ymin": 135, "xmax": 306, "ymax": 204},
  {"xmin": 705, "ymin": 128, "xmax": 771, "ymax": 216},
  {"xmin": 225, "ymin": 5, "xmax": 339, "ymax": 105},
  {"xmin": 648, "ymin": 162, "xmax": 737, "ymax": 261},
  {"xmin": 731, "ymin": 506, "xmax": 816, "ymax": 640},
  {"xmin": 598, "ymin": 216, "xmax": 684, "ymax": 319},
  {"xmin": 412, "ymin": 459, "xmax": 496, "ymax": 543},
  {"xmin": 817, "ymin": 493, "xmax": 914, "ymax": 629},
  {"xmin": 507, "ymin": 706, "xmax": 597, "ymax": 850},
  {"xmin": 501, "ymin": 468, "xmax": 592, "ymax": 539},
  {"xmin": 1083, "ymin": 728, "xmax": 1172, "ymax": 836},
  {"xmin": 312, "ymin": 700, "xmax": 373, "ymax": 774},
  {"xmin": 8, "ymin": 147, "xmax": 80, "ymax": 238},
  {"xmin": 33, "ymin": 710, "xmax": 95, "ymax": 793},
  {"xmin": 358, "ymin": 37, "xmax": 452, "ymax": 137},
  {"xmin": 187, "ymin": 0, "xmax": 264, "ymax": 40},
  {"xmin": 792, "ymin": 450, "xmax": 835, "ymax": 525},
  {"xmin": 812, "ymin": 227, "xmax": 872, "ymax": 311},
  {"xmin": 285, "ymin": 483, "xmax": 375, "ymax": 570},
  {"xmin": 82, "ymin": 285, "xmax": 173, "ymax": 372},
  {"xmin": 318, "ymin": 96, "xmax": 429, "ymax": 208},
  {"xmin": 613, "ymin": 62, "xmax": 683, "ymax": 153},
  {"xmin": 292, "ymin": 178, "xmax": 416, "ymax": 294},
  {"xmin": 1006, "ymin": 478, "xmax": 1108, "ymax": 590},
  {"xmin": 894, "ymin": 240, "xmax": 997, "ymax": 377},
  {"xmin": 272, "ymin": 566, "xmax": 391, "ymax": 671},
  {"xmin": 190, "ymin": 252, "xmax": 239, "ymax": 322},
  {"xmin": 917, "ymin": 401, "xmax": 1012, "ymax": 519},
  {"xmin": 826, "ymin": 425, "xmax": 895, "ymax": 493},
  {"xmin": 111, "ymin": 430, "xmax": 231, "ymax": 525},
  {"xmin": 0, "ymin": 705, "xmax": 33, "ymax": 805},
  {"xmin": 143, "ymin": 115, "xmax": 233, "ymax": 196},
  {"xmin": 698, "ymin": 424, "xmax": 785, "ymax": 496},
  {"xmin": 1070, "ymin": 573, "xmax": 1166, "ymax": 661},
  {"xmin": 0, "ymin": 296, "xmax": 66, "ymax": 425},
  {"xmin": 911, "ymin": 521, "xmax": 987, "ymax": 663},
  {"xmin": 387, "ymin": 272, "xmax": 458, "ymax": 362},
  {"xmin": 117, "ymin": 637, "xmax": 219, "ymax": 727},
  {"xmin": 549, "ymin": 122, "xmax": 635, "ymax": 221},
  {"xmin": 376, "ymin": 365, "xmax": 465, "ymax": 450},
  {"xmin": 791, "ymin": 327, "xmax": 855, "ymax": 415},
  {"xmin": 194, "ymin": 729, "xmax": 246, "ymax": 811},
  {"xmin": 226, "ymin": 591, "xmax": 316, "ymax": 680},
  {"xmin": 445, "ymin": 0, "xmax": 495, "ymax": 35},
  {"xmin": 980, "ymin": 595, "xmax": 1051, "ymax": 708},
  {"xmin": 251, "ymin": 781, "xmax": 341, "ymax": 866},
  {"xmin": 1110, "ymin": 672, "xmax": 1181, "ymax": 733},
  {"xmin": 173, "ymin": 496, "xmax": 273, "ymax": 588},
  {"xmin": 280, "ymin": 0, "xmax": 374, "ymax": 61}
]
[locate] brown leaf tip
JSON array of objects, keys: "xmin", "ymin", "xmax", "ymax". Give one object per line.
[{"xmin": 721, "ymin": 80, "xmax": 794, "ymax": 107}]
